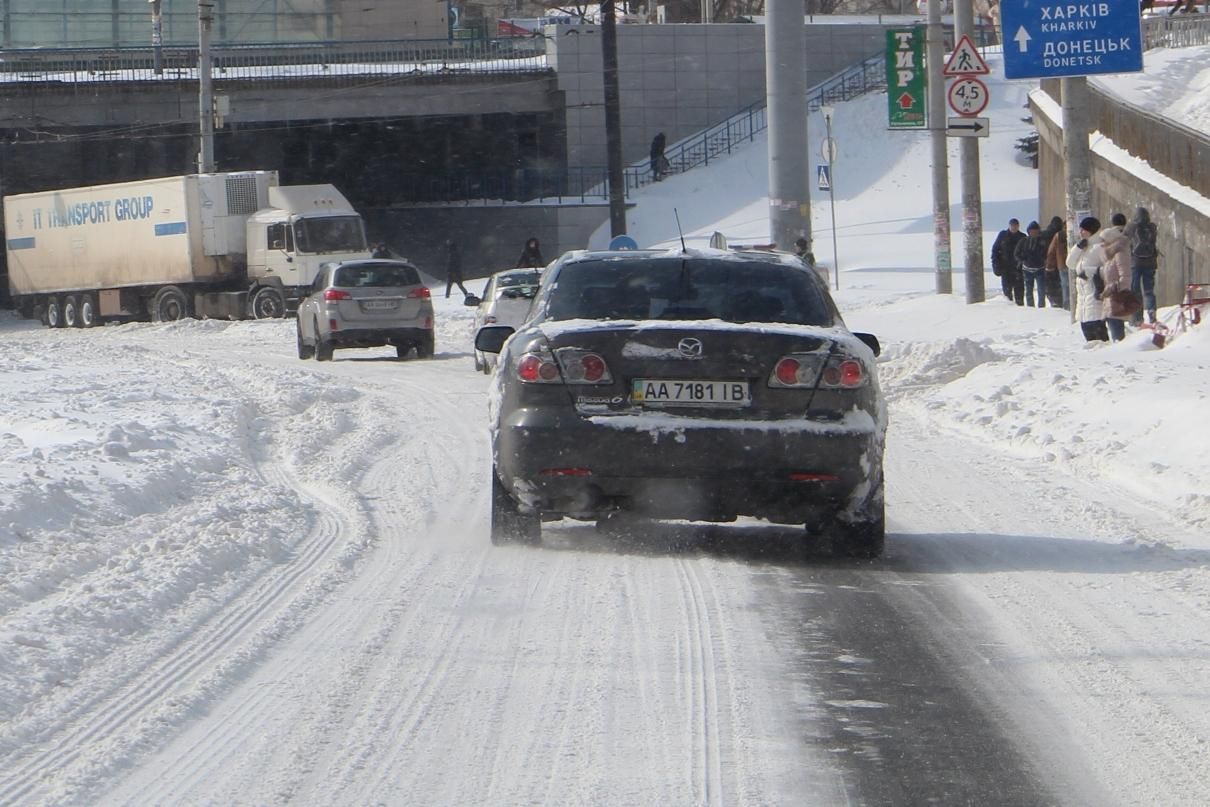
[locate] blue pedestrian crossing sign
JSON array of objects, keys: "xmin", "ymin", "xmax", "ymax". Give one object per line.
[
  {"xmin": 608, "ymin": 234, "xmax": 639, "ymax": 250},
  {"xmin": 817, "ymin": 164, "xmax": 832, "ymax": 192},
  {"xmin": 1001, "ymin": 0, "xmax": 1143, "ymax": 79}
]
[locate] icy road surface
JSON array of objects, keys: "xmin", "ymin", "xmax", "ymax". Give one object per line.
[{"xmin": 2, "ymin": 294, "xmax": 1209, "ymax": 806}]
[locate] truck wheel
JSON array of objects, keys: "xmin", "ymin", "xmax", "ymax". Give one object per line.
[
  {"xmin": 45, "ymin": 297, "xmax": 64, "ymax": 328},
  {"xmin": 250, "ymin": 287, "xmax": 285, "ymax": 319},
  {"xmin": 62, "ymin": 295, "xmax": 80, "ymax": 328},
  {"xmin": 77, "ymin": 293, "xmax": 99, "ymax": 328},
  {"xmin": 296, "ymin": 322, "xmax": 315, "ymax": 360},
  {"xmin": 151, "ymin": 286, "xmax": 191, "ymax": 322}
]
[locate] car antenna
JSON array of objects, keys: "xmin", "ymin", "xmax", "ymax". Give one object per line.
[{"xmin": 673, "ymin": 208, "xmax": 688, "ymax": 253}]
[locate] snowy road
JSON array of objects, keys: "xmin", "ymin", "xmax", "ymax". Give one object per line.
[{"xmin": 4, "ymin": 299, "xmax": 1208, "ymax": 806}]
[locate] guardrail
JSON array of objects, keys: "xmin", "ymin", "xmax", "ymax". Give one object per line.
[
  {"xmin": 0, "ymin": 37, "xmax": 550, "ymax": 88},
  {"xmin": 1143, "ymin": 14, "xmax": 1210, "ymax": 48}
]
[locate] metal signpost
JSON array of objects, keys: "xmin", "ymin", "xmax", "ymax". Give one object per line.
[
  {"xmin": 885, "ymin": 29, "xmax": 926, "ymax": 129},
  {"xmin": 943, "ymin": 33, "xmax": 990, "ymax": 304},
  {"xmin": 1001, "ymin": 0, "xmax": 1144, "ymax": 79},
  {"xmin": 820, "ymin": 105, "xmax": 840, "ymax": 291}
]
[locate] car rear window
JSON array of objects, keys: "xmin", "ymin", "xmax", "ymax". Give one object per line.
[
  {"xmin": 544, "ymin": 258, "xmax": 835, "ymax": 326},
  {"xmin": 334, "ymin": 262, "xmax": 420, "ymax": 288},
  {"xmin": 494, "ymin": 270, "xmax": 541, "ymax": 300}
]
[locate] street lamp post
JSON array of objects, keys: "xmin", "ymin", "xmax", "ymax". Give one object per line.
[{"xmin": 820, "ymin": 104, "xmax": 840, "ymax": 291}]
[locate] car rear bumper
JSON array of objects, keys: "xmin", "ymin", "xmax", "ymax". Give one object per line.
[
  {"xmin": 328, "ymin": 326, "xmax": 430, "ymax": 348},
  {"xmin": 496, "ymin": 409, "xmax": 884, "ymax": 522}
]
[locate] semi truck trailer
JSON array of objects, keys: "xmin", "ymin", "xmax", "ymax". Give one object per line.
[{"xmin": 3, "ymin": 170, "xmax": 371, "ymax": 327}]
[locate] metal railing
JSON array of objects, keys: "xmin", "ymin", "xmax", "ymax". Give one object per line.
[
  {"xmin": 0, "ymin": 36, "xmax": 551, "ymax": 88},
  {"xmin": 1143, "ymin": 14, "xmax": 1210, "ymax": 48}
]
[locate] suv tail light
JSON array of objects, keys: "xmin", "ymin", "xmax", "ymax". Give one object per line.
[
  {"xmin": 408, "ymin": 287, "xmax": 431, "ymax": 299},
  {"xmin": 323, "ymin": 289, "xmax": 351, "ymax": 301}
]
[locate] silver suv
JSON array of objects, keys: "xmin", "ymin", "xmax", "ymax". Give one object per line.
[{"xmin": 296, "ymin": 259, "xmax": 435, "ymax": 361}]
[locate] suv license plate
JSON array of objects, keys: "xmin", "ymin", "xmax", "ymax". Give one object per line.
[
  {"xmin": 632, "ymin": 379, "xmax": 750, "ymax": 407},
  {"xmin": 362, "ymin": 299, "xmax": 398, "ymax": 310}
]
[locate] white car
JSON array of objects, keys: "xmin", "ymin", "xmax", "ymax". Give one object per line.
[{"xmin": 467, "ymin": 268, "xmax": 542, "ymax": 372}]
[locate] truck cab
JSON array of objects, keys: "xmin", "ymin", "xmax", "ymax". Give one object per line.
[{"xmin": 245, "ymin": 184, "xmax": 371, "ymax": 314}]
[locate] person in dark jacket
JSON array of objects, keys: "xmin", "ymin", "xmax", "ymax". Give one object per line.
[
  {"xmin": 516, "ymin": 237, "xmax": 545, "ymax": 268},
  {"xmin": 650, "ymin": 132, "xmax": 668, "ymax": 181},
  {"xmin": 991, "ymin": 218, "xmax": 1027, "ymax": 304},
  {"xmin": 1123, "ymin": 206, "xmax": 1159, "ymax": 324},
  {"xmin": 1014, "ymin": 220, "xmax": 1050, "ymax": 308},
  {"xmin": 371, "ymin": 242, "xmax": 391, "ymax": 258},
  {"xmin": 444, "ymin": 239, "xmax": 467, "ymax": 298}
]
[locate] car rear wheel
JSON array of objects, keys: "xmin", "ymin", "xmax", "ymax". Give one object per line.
[
  {"xmin": 829, "ymin": 497, "xmax": 885, "ymax": 560},
  {"xmin": 315, "ymin": 337, "xmax": 334, "ymax": 362},
  {"xmin": 296, "ymin": 322, "xmax": 315, "ymax": 359},
  {"xmin": 490, "ymin": 471, "xmax": 540, "ymax": 546},
  {"xmin": 416, "ymin": 332, "xmax": 435, "ymax": 359}
]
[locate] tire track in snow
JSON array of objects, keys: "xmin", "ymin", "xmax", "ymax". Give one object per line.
[
  {"xmin": 676, "ymin": 557, "xmax": 726, "ymax": 807},
  {"xmin": 0, "ymin": 455, "xmax": 356, "ymax": 806}
]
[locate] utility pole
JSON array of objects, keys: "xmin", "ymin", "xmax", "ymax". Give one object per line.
[
  {"xmin": 601, "ymin": 0, "xmax": 626, "ymax": 237},
  {"xmin": 955, "ymin": 0, "xmax": 984, "ymax": 303},
  {"xmin": 1061, "ymin": 77, "xmax": 1092, "ymax": 323},
  {"xmin": 198, "ymin": 1, "xmax": 215, "ymax": 173},
  {"xmin": 150, "ymin": 0, "xmax": 164, "ymax": 76},
  {"xmin": 765, "ymin": 0, "xmax": 810, "ymax": 253},
  {"xmin": 926, "ymin": 0, "xmax": 952, "ymax": 294}
]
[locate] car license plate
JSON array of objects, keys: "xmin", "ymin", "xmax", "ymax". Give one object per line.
[
  {"xmin": 361, "ymin": 299, "xmax": 398, "ymax": 311},
  {"xmin": 632, "ymin": 379, "xmax": 750, "ymax": 407}
]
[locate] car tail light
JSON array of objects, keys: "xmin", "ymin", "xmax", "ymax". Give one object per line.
[
  {"xmin": 323, "ymin": 289, "xmax": 351, "ymax": 301},
  {"xmin": 554, "ymin": 348, "xmax": 613, "ymax": 385},
  {"xmin": 821, "ymin": 358, "xmax": 866, "ymax": 388},
  {"xmin": 517, "ymin": 353, "xmax": 561, "ymax": 383},
  {"xmin": 769, "ymin": 352, "xmax": 868, "ymax": 389},
  {"xmin": 484, "ymin": 315, "xmax": 497, "ymax": 324},
  {"xmin": 329, "ymin": 319, "xmax": 340, "ymax": 332},
  {"xmin": 408, "ymin": 287, "xmax": 431, "ymax": 299},
  {"xmin": 424, "ymin": 316, "xmax": 432, "ymax": 329}
]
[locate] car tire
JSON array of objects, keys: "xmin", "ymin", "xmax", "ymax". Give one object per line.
[
  {"xmin": 490, "ymin": 471, "xmax": 540, "ymax": 546},
  {"xmin": 396, "ymin": 344, "xmax": 412, "ymax": 360},
  {"xmin": 416, "ymin": 332, "xmax": 435, "ymax": 359},
  {"xmin": 315, "ymin": 338, "xmax": 334, "ymax": 362},
  {"xmin": 249, "ymin": 286, "xmax": 285, "ymax": 320},
  {"xmin": 296, "ymin": 322, "xmax": 315, "ymax": 360},
  {"xmin": 830, "ymin": 496, "xmax": 886, "ymax": 560}
]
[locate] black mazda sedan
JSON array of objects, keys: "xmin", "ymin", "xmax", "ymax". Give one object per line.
[{"xmin": 474, "ymin": 247, "xmax": 888, "ymax": 556}]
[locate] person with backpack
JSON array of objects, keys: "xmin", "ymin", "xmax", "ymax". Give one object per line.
[
  {"xmin": 1123, "ymin": 206, "xmax": 1159, "ymax": 324},
  {"xmin": 1013, "ymin": 220, "xmax": 1050, "ymax": 308}
]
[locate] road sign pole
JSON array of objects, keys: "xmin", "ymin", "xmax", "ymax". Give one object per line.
[
  {"xmin": 1062, "ymin": 76, "xmax": 1093, "ymax": 323},
  {"xmin": 927, "ymin": 0, "xmax": 952, "ymax": 294},
  {"xmin": 955, "ymin": 0, "xmax": 984, "ymax": 304}
]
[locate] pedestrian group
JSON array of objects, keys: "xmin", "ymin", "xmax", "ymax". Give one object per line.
[{"xmin": 993, "ymin": 206, "xmax": 1158, "ymax": 343}]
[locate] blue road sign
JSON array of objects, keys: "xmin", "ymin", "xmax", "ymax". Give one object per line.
[
  {"xmin": 816, "ymin": 164, "xmax": 832, "ymax": 192},
  {"xmin": 608, "ymin": 234, "xmax": 639, "ymax": 250},
  {"xmin": 1001, "ymin": 0, "xmax": 1143, "ymax": 80}
]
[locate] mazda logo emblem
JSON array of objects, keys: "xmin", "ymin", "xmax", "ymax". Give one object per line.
[{"xmin": 677, "ymin": 337, "xmax": 704, "ymax": 358}]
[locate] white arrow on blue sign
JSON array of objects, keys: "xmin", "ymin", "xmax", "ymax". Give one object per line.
[{"xmin": 1001, "ymin": 0, "xmax": 1143, "ymax": 80}]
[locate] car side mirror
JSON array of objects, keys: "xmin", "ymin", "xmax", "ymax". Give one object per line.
[
  {"xmin": 854, "ymin": 332, "xmax": 881, "ymax": 357},
  {"xmin": 464, "ymin": 295, "xmax": 481, "ymax": 306},
  {"xmin": 475, "ymin": 325, "xmax": 516, "ymax": 354}
]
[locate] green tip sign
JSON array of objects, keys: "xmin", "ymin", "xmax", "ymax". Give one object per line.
[{"xmin": 886, "ymin": 28, "xmax": 926, "ymax": 129}]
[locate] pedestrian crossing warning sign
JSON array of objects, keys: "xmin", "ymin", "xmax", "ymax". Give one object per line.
[
  {"xmin": 817, "ymin": 164, "xmax": 831, "ymax": 192},
  {"xmin": 942, "ymin": 35, "xmax": 990, "ymax": 76}
]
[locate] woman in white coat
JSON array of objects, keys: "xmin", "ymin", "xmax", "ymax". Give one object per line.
[
  {"xmin": 1100, "ymin": 222, "xmax": 1133, "ymax": 342},
  {"xmin": 1066, "ymin": 216, "xmax": 1109, "ymax": 342}
]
